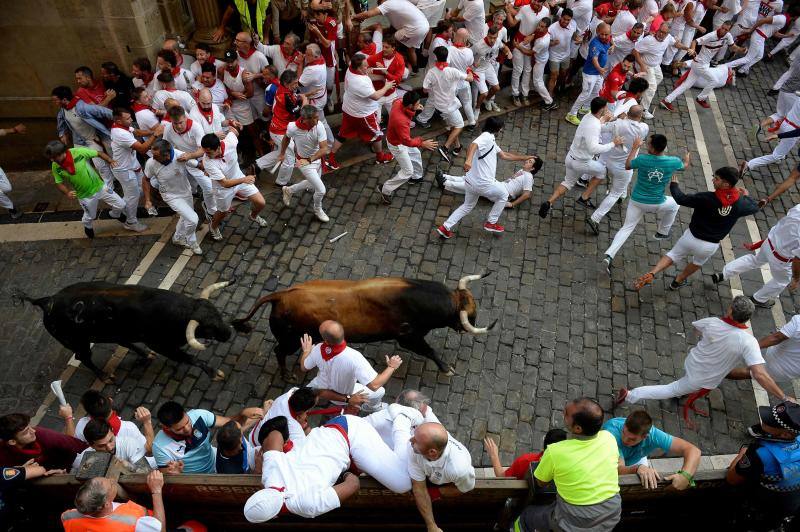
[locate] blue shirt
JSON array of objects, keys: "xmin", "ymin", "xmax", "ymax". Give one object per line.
[
  {"xmin": 583, "ymin": 37, "xmax": 611, "ymax": 75},
  {"xmin": 264, "ymin": 83, "xmax": 278, "ymax": 107},
  {"xmin": 602, "ymin": 417, "xmax": 674, "ymax": 466},
  {"xmin": 630, "ymin": 154, "xmax": 684, "ymax": 205},
  {"xmin": 153, "ymin": 409, "xmax": 216, "ymax": 473}
]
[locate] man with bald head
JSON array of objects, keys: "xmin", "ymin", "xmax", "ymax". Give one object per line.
[
  {"xmin": 190, "ymin": 88, "xmax": 241, "ymax": 135},
  {"xmin": 408, "ymin": 421, "xmax": 475, "ymax": 532},
  {"xmin": 513, "ymin": 398, "xmax": 621, "ymax": 532},
  {"xmin": 298, "ymin": 321, "xmax": 403, "ymax": 413},
  {"xmin": 299, "ymin": 43, "xmax": 335, "ymax": 146},
  {"xmin": 565, "ymin": 22, "xmax": 612, "ymax": 125}
]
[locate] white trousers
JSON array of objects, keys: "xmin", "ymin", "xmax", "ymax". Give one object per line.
[
  {"xmin": 770, "ymin": 91, "xmax": 798, "ymax": 122},
  {"xmin": 443, "ymin": 178, "xmax": 509, "ymax": 229},
  {"xmin": 531, "ymin": 61, "xmax": 552, "ymax": 105},
  {"xmin": 626, "ymin": 375, "xmax": 700, "ymax": 404},
  {"xmin": 418, "ymin": 98, "xmax": 437, "ymax": 124},
  {"xmin": 641, "ymin": 65, "xmax": 664, "ymax": 112},
  {"xmin": 287, "ymin": 161, "xmax": 326, "ymax": 211},
  {"xmin": 164, "ymin": 194, "xmax": 199, "ymax": 245},
  {"xmin": 384, "ymin": 143, "xmax": 423, "ymax": 194},
  {"xmin": 256, "ymin": 132, "xmax": 295, "ymax": 185},
  {"xmin": 663, "ymin": 27, "xmax": 695, "ymax": 66},
  {"xmin": 345, "ymin": 415, "xmax": 411, "ymax": 493},
  {"xmin": 110, "ymin": 168, "xmax": 142, "ymax": 224},
  {"xmin": 78, "ymin": 186, "xmax": 126, "ymax": 229},
  {"xmin": 747, "ymin": 119, "xmax": 800, "ymax": 169},
  {"xmin": 664, "ymin": 63, "xmax": 716, "ymax": 103},
  {"xmin": 591, "ymin": 163, "xmax": 632, "ymax": 223},
  {"xmin": 726, "ymin": 34, "xmax": 765, "ymax": 74},
  {"xmin": 605, "ymin": 198, "xmax": 679, "ymax": 259},
  {"xmin": 186, "ymin": 165, "xmax": 217, "ymax": 215},
  {"xmin": 457, "ymin": 84, "xmax": 476, "ymax": 125},
  {"xmin": 569, "ymin": 73, "xmax": 603, "ymax": 115},
  {"xmin": 0, "ymin": 168, "xmax": 13, "ymax": 210},
  {"xmin": 511, "ymin": 47, "xmax": 533, "ymax": 97},
  {"xmin": 722, "ymin": 243, "xmax": 792, "ymax": 303},
  {"xmin": 81, "ymin": 139, "xmax": 115, "ymax": 187},
  {"xmin": 771, "ymin": 33, "xmax": 799, "ymax": 56}
]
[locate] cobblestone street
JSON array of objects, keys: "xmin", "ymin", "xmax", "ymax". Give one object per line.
[{"xmin": 4, "ymin": 54, "xmax": 800, "ymax": 467}]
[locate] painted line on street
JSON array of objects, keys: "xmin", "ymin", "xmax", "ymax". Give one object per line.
[{"xmin": 0, "ymin": 218, "xmax": 172, "ymax": 243}]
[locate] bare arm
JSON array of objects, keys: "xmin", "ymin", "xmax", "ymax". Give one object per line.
[
  {"xmin": 761, "ymin": 167, "xmax": 800, "ymax": 207},
  {"xmin": 759, "ymin": 331, "xmax": 789, "ymax": 349},
  {"xmin": 333, "ymin": 472, "xmax": 361, "ymax": 501},
  {"xmin": 58, "ymin": 405, "xmax": 75, "ymax": 437},
  {"xmin": 506, "ymin": 190, "xmax": 531, "ymax": 208},
  {"xmin": 366, "ymin": 355, "xmax": 402, "ymax": 391},
  {"xmin": 147, "ymin": 471, "xmax": 167, "ymax": 532},
  {"xmin": 411, "ymin": 479, "xmax": 441, "ymax": 532},
  {"xmin": 135, "ymin": 407, "xmax": 155, "ymax": 455},
  {"xmin": 483, "ymin": 437, "xmax": 506, "ymax": 477},
  {"xmin": 750, "ymin": 363, "xmax": 792, "ymax": 401}
]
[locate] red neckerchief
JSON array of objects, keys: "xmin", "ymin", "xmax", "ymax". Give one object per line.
[
  {"xmin": 626, "ymin": 29, "xmax": 639, "ymax": 42},
  {"xmin": 320, "ymin": 341, "xmax": 347, "ymax": 361},
  {"xmin": 484, "ymin": 37, "xmax": 492, "ymax": 45},
  {"xmin": 280, "ymin": 46, "xmax": 298, "ymax": 62},
  {"xmin": 198, "ymin": 106, "xmax": 214, "ymax": 123},
  {"xmin": 435, "ymin": 61, "xmax": 448, "ymax": 70},
  {"xmin": 715, "ymin": 186, "xmax": 740, "ymax": 207},
  {"xmin": 295, "ymin": 118, "xmax": 315, "ymax": 131},
  {"xmin": 207, "ymin": 55, "xmax": 217, "ymax": 65},
  {"xmin": 171, "ymin": 66, "xmax": 181, "ymax": 77},
  {"xmin": 453, "ymin": 42, "xmax": 467, "ymax": 48},
  {"xmin": 721, "ymin": 316, "xmax": 748, "ymax": 329},
  {"xmin": 64, "ymin": 97, "xmax": 80, "ymax": 110},
  {"xmin": 238, "ymin": 47, "xmax": 257, "ymax": 60},
  {"xmin": 132, "ymin": 102, "xmax": 153, "ymax": 113},
  {"xmin": 361, "ymin": 43, "xmax": 377, "ymax": 55},
  {"xmin": 174, "ymin": 119, "xmax": 194, "ymax": 135},
  {"xmin": 59, "ymin": 151, "xmax": 76, "ymax": 174},
  {"xmin": 349, "ymin": 66, "xmax": 365, "ymax": 75},
  {"xmin": 435, "ymin": 33, "xmax": 450, "ymax": 41},
  {"xmin": 215, "ymin": 141, "xmax": 226, "ymax": 159},
  {"xmin": 5, "ymin": 440, "xmax": 43, "ymax": 459},
  {"xmin": 111, "ymin": 122, "xmax": 129, "ymax": 130},
  {"xmin": 107, "ymin": 411, "xmax": 122, "ymax": 436},
  {"xmin": 533, "ymin": 29, "xmax": 548, "ymax": 41},
  {"xmin": 140, "ymin": 71, "xmax": 154, "ymax": 85},
  {"xmin": 307, "ymin": 57, "xmax": 326, "ymax": 67},
  {"xmin": 530, "ymin": 4, "xmax": 542, "ymax": 14},
  {"xmin": 282, "ymin": 440, "xmax": 294, "ymax": 452}
]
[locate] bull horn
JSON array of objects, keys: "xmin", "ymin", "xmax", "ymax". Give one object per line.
[
  {"xmin": 460, "ymin": 310, "xmax": 489, "ymax": 334},
  {"xmin": 199, "ymin": 279, "xmax": 234, "ymax": 300},
  {"xmin": 457, "ymin": 272, "xmax": 492, "ymax": 290},
  {"xmin": 185, "ymin": 320, "xmax": 206, "ymax": 350}
]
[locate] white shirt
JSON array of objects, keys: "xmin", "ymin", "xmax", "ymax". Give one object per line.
[
  {"xmin": 600, "ymin": 119, "xmax": 649, "ymax": 165},
  {"xmin": 549, "ymin": 20, "xmax": 577, "ymax": 62},
  {"xmin": 261, "ymin": 44, "xmax": 301, "ymax": 74},
  {"xmin": 567, "ymin": 0, "xmax": 594, "ymax": 31},
  {"xmin": 72, "ymin": 434, "xmax": 151, "ymax": 474},
  {"xmin": 75, "ymin": 418, "xmax": 146, "ymax": 444},
  {"xmin": 568, "ymin": 113, "xmax": 615, "ymax": 161},
  {"xmin": 408, "ymin": 433, "xmax": 475, "ymax": 493},
  {"xmin": 342, "ymin": 69, "xmax": 378, "ymax": 118},
  {"xmin": 365, "ymin": 406, "xmax": 440, "ymax": 448},
  {"xmin": 152, "ymin": 68, "xmax": 196, "ymax": 92},
  {"xmin": 238, "ymin": 50, "xmax": 270, "ymax": 77},
  {"xmin": 611, "ymin": 9, "xmax": 637, "ymax": 35},
  {"xmin": 195, "ymin": 79, "xmax": 228, "ymax": 106},
  {"xmin": 610, "ymin": 32, "xmax": 639, "ymax": 65},
  {"xmin": 465, "ymin": 132, "xmax": 503, "ymax": 187},
  {"xmin": 152, "ymin": 88, "xmax": 196, "ymax": 112},
  {"xmin": 503, "ymin": 170, "xmax": 534, "ymax": 198},
  {"xmin": 446, "ymin": 45, "xmax": 475, "ymax": 73},
  {"xmin": 471, "ymin": 38, "xmax": 502, "ymax": 71},
  {"xmin": 189, "ymin": 103, "xmax": 226, "ymax": 134},
  {"xmin": 299, "ymin": 63, "xmax": 328, "ymax": 111},
  {"xmin": 134, "ymin": 107, "xmax": 159, "ymax": 133},
  {"xmin": 423, "ymin": 67, "xmax": 467, "ymax": 112},
  {"xmin": 110, "ymin": 126, "xmax": 139, "ymax": 171},
  {"xmin": 203, "ymin": 132, "xmax": 244, "ymax": 187},
  {"xmin": 684, "ymin": 317, "xmax": 764, "ymax": 389},
  {"xmin": 162, "ymin": 120, "xmax": 205, "ymax": 153},
  {"xmin": 428, "ymin": 35, "xmax": 452, "ymax": 59},
  {"xmin": 755, "ymin": 14, "xmax": 787, "ymax": 40},
  {"xmin": 516, "ymin": 5, "xmax": 551, "ymax": 36},
  {"xmin": 639, "ymin": 0, "xmax": 659, "ymax": 23},
  {"xmin": 693, "ymin": 30, "xmax": 735, "ymax": 65},
  {"xmin": 713, "ymin": 0, "xmax": 741, "ymax": 24},
  {"xmin": 768, "ymin": 204, "xmax": 800, "ymax": 259},
  {"xmin": 378, "ymin": 0, "xmax": 430, "ymax": 42},
  {"xmin": 533, "ymin": 33, "xmax": 551, "ymax": 62},
  {"xmin": 302, "ymin": 343, "xmax": 378, "ymax": 395},
  {"xmin": 144, "ymin": 150, "xmax": 194, "ymax": 200},
  {"xmin": 456, "ymin": 0, "xmax": 487, "ymax": 42},
  {"xmin": 635, "ymin": 34, "xmax": 676, "ymax": 67},
  {"xmin": 248, "ymin": 387, "xmax": 308, "ymax": 448},
  {"xmin": 766, "ymin": 315, "xmax": 800, "ymax": 381},
  {"xmin": 285, "ymin": 121, "xmax": 327, "ymax": 159}
]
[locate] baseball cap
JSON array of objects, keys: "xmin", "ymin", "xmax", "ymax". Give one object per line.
[
  {"xmin": 758, "ymin": 402, "xmax": 800, "ymax": 433},
  {"xmin": 244, "ymin": 488, "xmax": 285, "ymax": 522},
  {"xmin": 223, "ymin": 49, "xmax": 237, "ymax": 63}
]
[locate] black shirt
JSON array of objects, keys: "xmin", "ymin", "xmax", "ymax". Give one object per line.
[
  {"xmin": 105, "ymin": 74, "xmax": 135, "ymax": 110},
  {"xmin": 670, "ymin": 182, "xmax": 759, "ymax": 243}
]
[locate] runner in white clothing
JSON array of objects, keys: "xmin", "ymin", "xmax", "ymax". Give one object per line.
[
  {"xmin": 728, "ymin": 314, "xmax": 800, "ymax": 383},
  {"xmin": 437, "ymin": 117, "xmax": 537, "ymax": 237},
  {"xmin": 440, "ymin": 157, "xmax": 542, "ymax": 210},
  {"xmin": 471, "ymin": 27, "xmax": 513, "ymax": 115},
  {"xmin": 546, "ymin": 9, "xmax": 579, "ymax": 102},
  {"xmin": 725, "ymin": 13, "xmax": 793, "ymax": 75},
  {"xmin": 190, "ymin": 88, "xmax": 241, "ymax": 135},
  {"xmin": 742, "ymin": 97, "xmax": 800, "ymax": 174},
  {"xmin": 633, "ymin": 23, "xmax": 683, "ymax": 116},
  {"xmin": 298, "ymin": 44, "xmax": 335, "ymax": 145},
  {"xmin": 150, "ymin": 73, "xmax": 196, "ymax": 112},
  {"xmin": 450, "ymin": 0, "xmax": 488, "ymax": 44},
  {"xmin": 505, "ymin": 0, "xmax": 551, "ymax": 105},
  {"xmin": 248, "ymin": 387, "xmax": 318, "ymax": 449}
]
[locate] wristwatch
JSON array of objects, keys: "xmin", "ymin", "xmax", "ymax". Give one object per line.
[{"xmin": 345, "ymin": 394, "xmax": 352, "ymax": 404}]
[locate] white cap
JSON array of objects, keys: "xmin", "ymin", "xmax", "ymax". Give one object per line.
[{"xmin": 244, "ymin": 488, "xmax": 284, "ymax": 523}]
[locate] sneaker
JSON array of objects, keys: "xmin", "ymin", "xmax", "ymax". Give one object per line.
[
  {"xmin": 483, "ymin": 222, "xmax": 505, "ymax": 233},
  {"xmin": 576, "ymin": 196, "xmax": 596, "ymax": 209},
  {"xmin": 578, "ymin": 107, "xmax": 590, "ymax": 115},
  {"xmin": 451, "ymin": 145, "xmax": 462, "ymax": 157},
  {"xmin": 84, "ymin": 227, "xmax": 95, "ymax": 239},
  {"xmin": 669, "ymin": 279, "xmax": 687, "ymax": 290},
  {"xmin": 711, "ymin": 272, "xmax": 724, "ymax": 284},
  {"xmin": 408, "ymin": 178, "xmax": 423, "ymax": 186},
  {"xmin": 737, "ymin": 70, "xmax": 749, "ymax": 78},
  {"xmin": 416, "ymin": 119, "xmax": 432, "ymax": 129},
  {"xmin": 585, "ymin": 216, "xmax": 599, "ymax": 235},
  {"xmin": 250, "ymin": 214, "xmax": 268, "ymax": 227},
  {"xmin": 654, "ymin": 231, "xmax": 670, "ymax": 240},
  {"xmin": 314, "ymin": 209, "xmax": 330, "ymax": 222},
  {"xmin": 542, "ymin": 101, "xmax": 559, "ymax": 111},
  {"xmin": 9, "ymin": 208, "xmax": 23, "ymax": 220},
  {"xmin": 190, "ymin": 244, "xmax": 203, "ymax": 255},
  {"xmin": 643, "ymin": 110, "xmax": 654, "ymax": 119},
  {"xmin": 521, "ymin": 96, "xmax": 530, "ymax": 106},
  {"xmin": 375, "ymin": 152, "xmax": 393, "ymax": 164},
  {"xmin": 436, "ymin": 224, "xmax": 454, "ymax": 238},
  {"xmin": 696, "ymin": 98, "xmax": 710, "ymax": 109},
  {"xmin": 750, "ymin": 295, "xmax": 775, "ymax": 308},
  {"xmin": 123, "ymin": 222, "xmax": 148, "ymax": 233},
  {"xmin": 327, "ymin": 153, "xmax": 341, "ymax": 170},
  {"xmin": 209, "ymin": 225, "xmax": 223, "ymax": 241},
  {"xmin": 512, "ymin": 95, "xmax": 521, "ymax": 106},
  {"xmin": 768, "ymin": 88, "xmax": 780, "ymax": 96},
  {"xmin": 491, "ymin": 102, "xmax": 504, "ymax": 112},
  {"xmin": 603, "ymin": 255, "xmax": 613, "ymax": 275},
  {"xmin": 172, "ymin": 236, "xmax": 187, "ymax": 247},
  {"xmin": 435, "ymin": 165, "xmax": 446, "ymax": 190},
  {"xmin": 282, "ymin": 186, "xmax": 292, "ymax": 206},
  {"xmin": 465, "ymin": 120, "xmax": 476, "ymax": 131},
  {"xmin": 146, "ymin": 205, "xmax": 158, "ymax": 216},
  {"xmin": 437, "ymin": 146, "xmax": 452, "ymax": 164},
  {"xmin": 613, "ymin": 387, "xmax": 629, "ymax": 407},
  {"xmin": 376, "ymin": 185, "xmax": 392, "ymax": 205},
  {"xmin": 660, "ymin": 99, "xmax": 676, "ymax": 112},
  {"xmin": 575, "ymin": 177, "xmax": 589, "ymax": 189},
  {"xmin": 565, "ymin": 114, "xmax": 581, "ymax": 126},
  {"xmin": 538, "ymin": 201, "xmax": 551, "ymax": 218}
]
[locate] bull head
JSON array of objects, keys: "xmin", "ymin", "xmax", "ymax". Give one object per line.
[
  {"xmin": 457, "ymin": 272, "xmax": 497, "ymax": 335},
  {"xmin": 186, "ymin": 279, "xmax": 236, "ymax": 350}
]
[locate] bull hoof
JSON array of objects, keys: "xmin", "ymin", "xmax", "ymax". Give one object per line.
[
  {"xmin": 442, "ymin": 366, "xmax": 456, "ymax": 377},
  {"xmin": 213, "ymin": 369, "xmax": 226, "ymax": 381}
]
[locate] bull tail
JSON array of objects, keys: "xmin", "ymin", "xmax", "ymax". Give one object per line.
[
  {"xmin": 11, "ymin": 288, "xmax": 49, "ymax": 310},
  {"xmin": 230, "ymin": 293, "xmax": 281, "ymax": 333}
]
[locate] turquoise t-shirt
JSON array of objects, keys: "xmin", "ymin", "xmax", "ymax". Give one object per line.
[
  {"xmin": 630, "ymin": 154, "xmax": 684, "ymax": 205},
  {"xmin": 153, "ymin": 409, "xmax": 216, "ymax": 473},
  {"xmin": 602, "ymin": 417, "xmax": 674, "ymax": 466}
]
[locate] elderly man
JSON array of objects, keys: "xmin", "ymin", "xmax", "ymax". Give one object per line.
[
  {"xmin": 61, "ymin": 471, "xmax": 166, "ymax": 531},
  {"xmin": 603, "ymin": 411, "xmax": 701, "ymax": 490},
  {"xmin": 365, "ymin": 389, "xmax": 442, "ymax": 447},
  {"xmin": 633, "ymin": 22, "xmax": 677, "ymax": 118},
  {"xmin": 513, "ymin": 398, "xmax": 620, "ymax": 532},
  {"xmin": 256, "ymin": 33, "xmax": 303, "ymax": 76},
  {"xmin": 299, "ymin": 321, "xmax": 402, "ymax": 413},
  {"xmin": 298, "ymin": 44, "xmax": 334, "ymax": 149},
  {"xmin": 616, "ymin": 296, "xmax": 794, "ymax": 406}
]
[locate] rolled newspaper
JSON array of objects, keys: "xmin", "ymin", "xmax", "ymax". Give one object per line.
[
  {"xmin": 271, "ymin": 161, "xmax": 281, "ymax": 173},
  {"xmin": 50, "ymin": 380, "xmax": 67, "ymax": 407}
]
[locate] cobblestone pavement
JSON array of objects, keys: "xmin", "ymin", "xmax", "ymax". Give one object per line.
[{"xmin": 5, "ymin": 52, "xmax": 800, "ymax": 466}]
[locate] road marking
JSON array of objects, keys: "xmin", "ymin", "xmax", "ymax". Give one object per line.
[{"xmin": 0, "ymin": 218, "xmax": 172, "ymax": 243}]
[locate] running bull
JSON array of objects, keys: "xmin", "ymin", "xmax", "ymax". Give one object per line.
[
  {"xmin": 231, "ymin": 274, "xmax": 496, "ymax": 380},
  {"xmin": 13, "ymin": 279, "xmax": 236, "ymax": 382}
]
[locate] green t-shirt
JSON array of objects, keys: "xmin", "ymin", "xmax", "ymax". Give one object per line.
[
  {"xmin": 533, "ymin": 430, "xmax": 620, "ymax": 505},
  {"xmin": 51, "ymin": 147, "xmax": 104, "ymax": 199},
  {"xmin": 629, "ymin": 154, "xmax": 684, "ymax": 205}
]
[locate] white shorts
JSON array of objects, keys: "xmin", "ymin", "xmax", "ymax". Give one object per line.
[
  {"xmin": 665, "ymin": 228, "xmax": 720, "ymax": 266},
  {"xmin": 441, "ymin": 108, "xmax": 465, "ymax": 129},
  {"xmin": 418, "ymin": 0, "xmax": 446, "ymax": 27},
  {"xmin": 395, "ymin": 27, "xmax": 427, "ymax": 49},
  {"xmin": 561, "ymin": 155, "xmax": 605, "ymax": 189},
  {"xmin": 213, "ymin": 182, "xmax": 260, "ymax": 211},
  {"xmin": 474, "ymin": 66, "xmax": 499, "ymax": 94}
]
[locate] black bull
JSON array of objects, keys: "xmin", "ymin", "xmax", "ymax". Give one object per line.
[
  {"xmin": 13, "ymin": 280, "xmax": 236, "ymax": 382},
  {"xmin": 231, "ymin": 274, "xmax": 497, "ymax": 380}
]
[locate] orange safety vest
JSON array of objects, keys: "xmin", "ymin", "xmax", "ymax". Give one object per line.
[{"xmin": 61, "ymin": 500, "xmax": 153, "ymax": 532}]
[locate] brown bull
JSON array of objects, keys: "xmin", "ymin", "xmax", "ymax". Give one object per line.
[{"xmin": 231, "ymin": 274, "xmax": 496, "ymax": 380}]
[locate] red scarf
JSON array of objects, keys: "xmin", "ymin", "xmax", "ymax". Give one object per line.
[
  {"xmin": 435, "ymin": 61, "xmax": 448, "ymax": 70},
  {"xmin": 171, "ymin": 65, "xmax": 181, "ymax": 77},
  {"xmin": 453, "ymin": 42, "xmax": 467, "ymax": 48},
  {"xmin": 238, "ymin": 47, "xmax": 257, "ymax": 60},
  {"xmin": 295, "ymin": 118, "xmax": 315, "ymax": 130},
  {"xmin": 107, "ymin": 412, "xmax": 122, "ymax": 436},
  {"xmin": 6, "ymin": 441, "xmax": 43, "ymax": 459},
  {"xmin": 59, "ymin": 151, "xmax": 76, "ymax": 175},
  {"xmin": 198, "ymin": 106, "xmax": 214, "ymax": 124},
  {"xmin": 280, "ymin": 46, "xmax": 298, "ymax": 62},
  {"xmin": 626, "ymin": 29, "xmax": 639, "ymax": 42},
  {"xmin": 715, "ymin": 186, "xmax": 740, "ymax": 207},
  {"xmin": 435, "ymin": 33, "xmax": 450, "ymax": 41},
  {"xmin": 283, "ymin": 440, "xmax": 294, "ymax": 452},
  {"xmin": 227, "ymin": 65, "xmax": 241, "ymax": 78},
  {"xmin": 306, "ymin": 57, "xmax": 326, "ymax": 67},
  {"xmin": 175, "ymin": 119, "xmax": 195, "ymax": 134},
  {"xmin": 206, "ymin": 55, "xmax": 217, "ymax": 65},
  {"xmin": 111, "ymin": 122, "xmax": 129, "ymax": 131},
  {"xmin": 64, "ymin": 97, "xmax": 80, "ymax": 110},
  {"xmin": 721, "ymin": 316, "xmax": 748, "ymax": 329},
  {"xmin": 320, "ymin": 341, "xmax": 347, "ymax": 361},
  {"xmin": 132, "ymin": 102, "xmax": 153, "ymax": 113},
  {"xmin": 215, "ymin": 141, "xmax": 226, "ymax": 159},
  {"xmin": 533, "ymin": 29, "xmax": 548, "ymax": 41},
  {"xmin": 140, "ymin": 71, "xmax": 154, "ymax": 85}
]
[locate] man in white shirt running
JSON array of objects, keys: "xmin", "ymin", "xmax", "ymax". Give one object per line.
[
  {"xmin": 438, "ymin": 156, "xmax": 542, "ymax": 210},
  {"xmin": 728, "ymin": 314, "xmax": 800, "ymax": 385}
]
